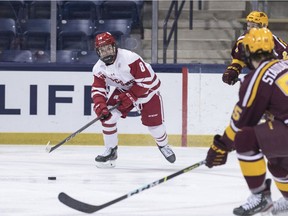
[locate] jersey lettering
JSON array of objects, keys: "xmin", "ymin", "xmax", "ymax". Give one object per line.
[
  {"xmin": 262, "ymin": 61, "xmax": 287, "ymax": 85},
  {"xmin": 232, "ymin": 105, "xmax": 242, "ymax": 121},
  {"xmin": 283, "ymin": 51, "xmax": 288, "ymax": 60},
  {"xmin": 139, "ymin": 62, "xmax": 145, "ymax": 72},
  {"xmin": 276, "ymin": 72, "xmax": 288, "ymax": 96},
  {"xmin": 107, "ymin": 76, "xmax": 134, "ymax": 86}
]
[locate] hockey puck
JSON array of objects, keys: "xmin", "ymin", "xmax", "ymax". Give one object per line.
[{"xmin": 48, "ymin": 176, "xmax": 56, "ymax": 180}]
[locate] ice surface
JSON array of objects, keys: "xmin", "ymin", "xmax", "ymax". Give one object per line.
[{"xmin": 0, "ymin": 145, "xmax": 282, "ymax": 216}]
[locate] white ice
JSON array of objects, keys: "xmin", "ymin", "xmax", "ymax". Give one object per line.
[{"xmin": 0, "ymin": 145, "xmax": 282, "ymax": 216}]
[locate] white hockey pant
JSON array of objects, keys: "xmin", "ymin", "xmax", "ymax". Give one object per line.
[{"xmin": 102, "ymin": 110, "xmax": 168, "ymax": 148}]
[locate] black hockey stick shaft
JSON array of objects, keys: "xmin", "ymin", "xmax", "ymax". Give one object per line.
[
  {"xmin": 58, "ymin": 160, "xmax": 206, "ymax": 213},
  {"xmin": 47, "ymin": 103, "xmax": 120, "ymax": 153}
]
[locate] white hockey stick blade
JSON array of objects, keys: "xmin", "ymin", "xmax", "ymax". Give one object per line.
[{"xmin": 45, "ymin": 141, "xmax": 51, "ymax": 153}]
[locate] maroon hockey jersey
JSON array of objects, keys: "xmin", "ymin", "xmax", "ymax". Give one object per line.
[
  {"xmin": 230, "ymin": 33, "xmax": 288, "ymax": 68},
  {"xmin": 223, "ymin": 59, "xmax": 288, "ymax": 146}
]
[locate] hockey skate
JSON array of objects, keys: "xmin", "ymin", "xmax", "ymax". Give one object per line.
[
  {"xmin": 272, "ymin": 197, "xmax": 288, "ymax": 215},
  {"xmin": 158, "ymin": 144, "xmax": 176, "ymax": 163},
  {"xmin": 233, "ymin": 179, "xmax": 273, "ymax": 216},
  {"xmin": 95, "ymin": 146, "xmax": 118, "ymax": 168}
]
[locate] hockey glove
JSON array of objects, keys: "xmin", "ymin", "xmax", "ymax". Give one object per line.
[
  {"xmin": 222, "ymin": 63, "xmax": 242, "ymax": 85},
  {"xmin": 205, "ymin": 134, "xmax": 229, "ymax": 168},
  {"xmin": 94, "ymin": 103, "xmax": 111, "ymax": 122},
  {"xmin": 117, "ymin": 91, "xmax": 137, "ymax": 112}
]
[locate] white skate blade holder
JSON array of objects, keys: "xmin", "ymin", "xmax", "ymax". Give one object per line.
[{"xmin": 96, "ymin": 160, "xmax": 116, "ymax": 168}]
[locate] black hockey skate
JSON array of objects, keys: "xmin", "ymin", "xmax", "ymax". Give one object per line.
[
  {"xmin": 95, "ymin": 146, "xmax": 118, "ymax": 168},
  {"xmin": 158, "ymin": 144, "xmax": 176, "ymax": 163},
  {"xmin": 233, "ymin": 179, "xmax": 273, "ymax": 216}
]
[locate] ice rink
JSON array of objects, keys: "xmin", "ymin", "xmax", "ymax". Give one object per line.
[{"xmin": 0, "ymin": 145, "xmax": 282, "ymax": 216}]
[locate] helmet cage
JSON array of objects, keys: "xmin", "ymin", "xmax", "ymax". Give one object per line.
[
  {"xmin": 97, "ymin": 43, "xmax": 117, "ymax": 65},
  {"xmin": 246, "ymin": 21, "xmax": 262, "ymax": 30}
]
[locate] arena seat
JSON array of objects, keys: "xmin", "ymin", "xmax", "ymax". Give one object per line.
[
  {"xmin": 0, "ymin": 50, "xmax": 33, "ymax": 63},
  {"xmin": 94, "ymin": 19, "xmax": 132, "ymax": 47},
  {"xmin": 76, "ymin": 50, "xmax": 99, "ymax": 64},
  {"xmin": 33, "ymin": 50, "xmax": 78, "ymax": 63},
  {"xmin": 99, "ymin": 0, "xmax": 144, "ymax": 38},
  {"xmin": 0, "ymin": 1, "xmax": 24, "ymax": 19},
  {"xmin": 25, "ymin": 1, "xmax": 51, "ymax": 19},
  {"xmin": 0, "ymin": 18, "xmax": 17, "ymax": 50},
  {"xmin": 20, "ymin": 19, "xmax": 51, "ymax": 50},
  {"xmin": 61, "ymin": 1, "xmax": 100, "ymax": 20},
  {"xmin": 57, "ymin": 19, "xmax": 94, "ymax": 50}
]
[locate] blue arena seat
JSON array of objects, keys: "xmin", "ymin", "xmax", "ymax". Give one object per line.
[
  {"xmin": 0, "ymin": 1, "xmax": 24, "ymax": 19},
  {"xmin": 94, "ymin": 19, "xmax": 132, "ymax": 47},
  {"xmin": 25, "ymin": 1, "xmax": 51, "ymax": 19},
  {"xmin": 0, "ymin": 50, "xmax": 33, "ymax": 63},
  {"xmin": 56, "ymin": 50, "xmax": 77, "ymax": 63},
  {"xmin": 33, "ymin": 50, "xmax": 78, "ymax": 63},
  {"xmin": 76, "ymin": 50, "xmax": 99, "ymax": 64},
  {"xmin": 20, "ymin": 19, "xmax": 51, "ymax": 50},
  {"xmin": 60, "ymin": 1, "xmax": 100, "ymax": 20},
  {"xmin": 0, "ymin": 18, "xmax": 17, "ymax": 50},
  {"xmin": 99, "ymin": 0, "xmax": 143, "ymax": 37},
  {"xmin": 57, "ymin": 19, "xmax": 94, "ymax": 50}
]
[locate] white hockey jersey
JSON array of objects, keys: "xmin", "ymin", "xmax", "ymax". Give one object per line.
[{"xmin": 91, "ymin": 48, "xmax": 161, "ymax": 104}]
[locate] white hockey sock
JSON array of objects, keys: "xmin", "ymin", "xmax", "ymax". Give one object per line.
[
  {"xmin": 103, "ymin": 133, "xmax": 118, "ymax": 149},
  {"xmin": 101, "ymin": 110, "xmax": 121, "ymax": 149},
  {"xmin": 102, "ymin": 122, "xmax": 118, "ymax": 148},
  {"xmin": 148, "ymin": 124, "xmax": 168, "ymax": 147}
]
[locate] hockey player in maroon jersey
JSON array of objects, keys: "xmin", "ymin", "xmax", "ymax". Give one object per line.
[
  {"xmin": 222, "ymin": 11, "xmax": 288, "ymax": 85},
  {"xmin": 91, "ymin": 32, "xmax": 176, "ymax": 168},
  {"xmin": 205, "ymin": 28, "xmax": 288, "ymax": 215}
]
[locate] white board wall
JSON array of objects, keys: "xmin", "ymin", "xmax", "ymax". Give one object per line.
[{"xmin": 0, "ymin": 71, "xmax": 240, "ymax": 135}]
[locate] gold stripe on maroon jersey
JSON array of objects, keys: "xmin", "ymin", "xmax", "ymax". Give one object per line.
[{"xmin": 247, "ymin": 60, "xmax": 279, "ymax": 107}]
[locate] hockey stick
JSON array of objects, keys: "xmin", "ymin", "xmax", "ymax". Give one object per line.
[
  {"xmin": 58, "ymin": 160, "xmax": 206, "ymax": 213},
  {"xmin": 45, "ymin": 103, "xmax": 120, "ymax": 153}
]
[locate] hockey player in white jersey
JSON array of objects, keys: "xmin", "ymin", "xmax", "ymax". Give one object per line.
[{"xmin": 91, "ymin": 32, "xmax": 176, "ymax": 168}]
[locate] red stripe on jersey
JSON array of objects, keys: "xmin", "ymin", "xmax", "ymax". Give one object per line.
[
  {"xmin": 91, "ymin": 75, "xmax": 107, "ymax": 104},
  {"xmin": 137, "ymin": 81, "xmax": 161, "ymax": 99},
  {"xmin": 141, "ymin": 74, "xmax": 157, "ymax": 85}
]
